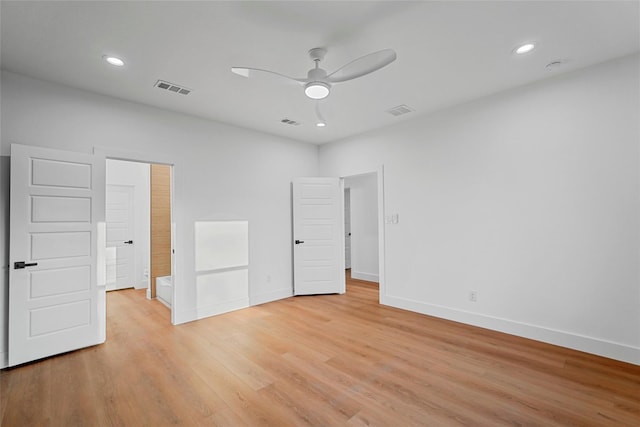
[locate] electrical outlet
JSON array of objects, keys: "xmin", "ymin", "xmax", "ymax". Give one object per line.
[{"xmin": 469, "ymin": 291, "xmax": 478, "ymax": 302}]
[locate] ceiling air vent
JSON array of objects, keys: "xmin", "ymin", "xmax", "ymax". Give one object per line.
[
  {"xmin": 386, "ymin": 104, "xmax": 414, "ymax": 117},
  {"xmin": 154, "ymin": 80, "xmax": 191, "ymax": 95},
  {"xmin": 281, "ymin": 118, "xmax": 301, "ymax": 126}
]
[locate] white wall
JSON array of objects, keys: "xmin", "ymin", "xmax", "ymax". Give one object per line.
[
  {"xmin": 320, "ymin": 54, "xmax": 640, "ymax": 365},
  {"xmin": 106, "ymin": 159, "xmax": 150, "ymax": 290},
  {"xmin": 345, "ymin": 173, "xmax": 379, "ymax": 282},
  {"xmin": 0, "ymin": 71, "xmax": 318, "ymax": 366}
]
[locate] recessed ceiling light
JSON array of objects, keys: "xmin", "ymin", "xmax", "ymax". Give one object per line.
[
  {"xmin": 514, "ymin": 42, "xmax": 536, "ymax": 55},
  {"xmin": 103, "ymin": 55, "xmax": 124, "ymax": 67},
  {"xmin": 316, "ymin": 122, "xmax": 326, "ymax": 127}
]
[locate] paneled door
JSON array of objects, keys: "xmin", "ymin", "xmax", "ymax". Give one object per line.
[
  {"xmin": 9, "ymin": 144, "xmax": 105, "ymax": 366},
  {"xmin": 106, "ymin": 184, "xmax": 135, "ymax": 291},
  {"xmin": 344, "ymin": 188, "xmax": 351, "ymax": 269},
  {"xmin": 292, "ymin": 177, "xmax": 345, "ymax": 295}
]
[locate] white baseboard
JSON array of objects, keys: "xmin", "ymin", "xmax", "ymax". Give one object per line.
[
  {"xmin": 157, "ymin": 297, "xmax": 171, "ymax": 309},
  {"xmin": 0, "ymin": 351, "xmax": 7, "ymax": 369},
  {"xmin": 250, "ymin": 288, "xmax": 293, "ymax": 306},
  {"xmin": 134, "ymin": 281, "xmax": 147, "ymax": 290},
  {"xmin": 169, "ymin": 287, "xmax": 294, "ymax": 325},
  {"xmin": 381, "ymin": 294, "xmax": 640, "ymax": 366},
  {"xmin": 174, "ymin": 297, "xmax": 250, "ymax": 325},
  {"xmin": 351, "ymin": 271, "xmax": 379, "ymax": 283}
]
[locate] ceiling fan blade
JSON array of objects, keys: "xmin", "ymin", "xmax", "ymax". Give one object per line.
[
  {"xmin": 327, "ymin": 49, "xmax": 397, "ymax": 83},
  {"xmin": 231, "ymin": 67, "xmax": 306, "ymax": 83}
]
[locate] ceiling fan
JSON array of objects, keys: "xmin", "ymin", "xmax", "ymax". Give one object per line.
[{"xmin": 231, "ymin": 47, "xmax": 397, "ymax": 100}]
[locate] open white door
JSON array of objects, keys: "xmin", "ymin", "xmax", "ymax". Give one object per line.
[
  {"xmin": 105, "ymin": 184, "xmax": 135, "ymax": 291},
  {"xmin": 293, "ymin": 177, "xmax": 345, "ymax": 295},
  {"xmin": 9, "ymin": 144, "xmax": 105, "ymax": 366},
  {"xmin": 344, "ymin": 188, "xmax": 352, "ymax": 269}
]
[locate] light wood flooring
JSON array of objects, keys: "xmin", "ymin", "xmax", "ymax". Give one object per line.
[{"xmin": 1, "ymin": 274, "xmax": 639, "ymax": 426}]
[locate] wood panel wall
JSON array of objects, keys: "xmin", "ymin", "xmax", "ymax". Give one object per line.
[{"xmin": 150, "ymin": 164, "xmax": 171, "ymax": 299}]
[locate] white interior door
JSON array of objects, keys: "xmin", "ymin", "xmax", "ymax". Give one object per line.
[
  {"xmin": 293, "ymin": 177, "xmax": 345, "ymax": 295},
  {"xmin": 344, "ymin": 188, "xmax": 351, "ymax": 269},
  {"xmin": 106, "ymin": 184, "xmax": 135, "ymax": 291},
  {"xmin": 9, "ymin": 144, "xmax": 105, "ymax": 366}
]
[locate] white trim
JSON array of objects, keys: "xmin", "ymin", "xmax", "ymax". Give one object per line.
[
  {"xmin": 157, "ymin": 297, "xmax": 171, "ymax": 309},
  {"xmin": 95, "ymin": 146, "xmax": 178, "ymax": 326},
  {"xmin": 351, "ymin": 271, "xmax": 379, "ymax": 283},
  {"xmin": 377, "ymin": 165, "xmax": 386, "ymax": 301},
  {"xmin": 97, "ymin": 223, "xmax": 107, "ymax": 344},
  {"xmin": 250, "ymin": 288, "xmax": 293, "ymax": 306},
  {"xmin": 381, "ymin": 294, "xmax": 640, "ymax": 366},
  {"xmin": 173, "ymin": 298, "xmax": 250, "ymax": 325},
  {"xmin": 0, "ymin": 351, "xmax": 7, "ymax": 369},
  {"xmin": 339, "ymin": 178, "xmax": 346, "ymax": 294},
  {"xmin": 339, "ymin": 166, "xmax": 385, "ymax": 299},
  {"xmin": 93, "ymin": 146, "xmax": 173, "ymax": 166}
]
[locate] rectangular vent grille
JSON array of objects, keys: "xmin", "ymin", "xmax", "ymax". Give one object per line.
[
  {"xmin": 386, "ymin": 104, "xmax": 414, "ymax": 117},
  {"xmin": 154, "ymin": 80, "xmax": 191, "ymax": 95},
  {"xmin": 281, "ymin": 118, "xmax": 301, "ymax": 126}
]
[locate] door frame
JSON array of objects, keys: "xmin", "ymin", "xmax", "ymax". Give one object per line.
[
  {"xmin": 339, "ymin": 165, "xmax": 386, "ymax": 301},
  {"xmin": 94, "ymin": 147, "xmax": 177, "ymax": 325}
]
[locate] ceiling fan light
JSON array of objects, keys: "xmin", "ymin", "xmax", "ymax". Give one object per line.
[{"xmin": 304, "ymin": 82, "xmax": 330, "ymax": 99}]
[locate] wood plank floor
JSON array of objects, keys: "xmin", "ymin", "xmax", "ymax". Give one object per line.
[{"xmin": 2, "ymin": 274, "xmax": 639, "ymax": 426}]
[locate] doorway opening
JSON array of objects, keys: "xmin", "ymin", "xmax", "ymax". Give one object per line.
[
  {"xmin": 342, "ymin": 170, "xmax": 383, "ymax": 299},
  {"xmin": 105, "ymin": 159, "xmax": 174, "ymax": 319}
]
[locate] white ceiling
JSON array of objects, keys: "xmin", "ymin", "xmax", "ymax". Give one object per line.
[{"xmin": 1, "ymin": 1, "xmax": 638, "ymax": 144}]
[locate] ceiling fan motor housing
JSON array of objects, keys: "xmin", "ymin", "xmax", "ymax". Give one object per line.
[
  {"xmin": 305, "ymin": 67, "xmax": 331, "ymax": 99},
  {"xmin": 307, "ymin": 67, "xmax": 328, "ymax": 82}
]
